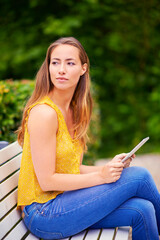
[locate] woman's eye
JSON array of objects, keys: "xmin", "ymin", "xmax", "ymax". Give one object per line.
[
  {"xmin": 68, "ymin": 62, "xmax": 75, "ymax": 66},
  {"xmin": 52, "ymin": 61, "xmax": 58, "ymax": 65}
]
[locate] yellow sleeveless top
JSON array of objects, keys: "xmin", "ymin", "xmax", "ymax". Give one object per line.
[{"xmin": 17, "ymin": 96, "xmax": 83, "ymax": 207}]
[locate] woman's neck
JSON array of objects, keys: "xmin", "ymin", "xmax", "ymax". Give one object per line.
[{"xmin": 48, "ymin": 89, "xmax": 74, "ymax": 112}]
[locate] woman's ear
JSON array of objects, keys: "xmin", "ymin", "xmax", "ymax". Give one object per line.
[{"xmin": 81, "ymin": 63, "xmax": 87, "ymax": 76}]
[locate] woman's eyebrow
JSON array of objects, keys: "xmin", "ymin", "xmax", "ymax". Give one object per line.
[
  {"xmin": 65, "ymin": 58, "xmax": 76, "ymax": 61},
  {"xmin": 51, "ymin": 57, "xmax": 76, "ymax": 61},
  {"xmin": 51, "ymin": 58, "xmax": 60, "ymax": 61}
]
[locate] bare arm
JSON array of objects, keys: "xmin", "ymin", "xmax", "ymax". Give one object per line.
[
  {"xmin": 80, "ymin": 165, "xmax": 103, "ymax": 173},
  {"xmin": 79, "ymin": 153, "xmax": 103, "ymax": 174},
  {"xmin": 28, "ymin": 105, "xmax": 104, "ymax": 192},
  {"xmin": 28, "ymin": 105, "xmax": 126, "ymax": 192},
  {"xmin": 80, "ymin": 152, "xmax": 135, "ymax": 174}
]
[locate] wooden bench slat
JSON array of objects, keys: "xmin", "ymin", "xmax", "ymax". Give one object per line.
[
  {"xmin": 115, "ymin": 227, "xmax": 130, "ymax": 240},
  {"xmin": 0, "ymin": 141, "xmax": 22, "ymax": 165},
  {"xmin": 0, "ymin": 171, "xmax": 19, "ymax": 199},
  {"xmin": 85, "ymin": 229, "xmax": 101, "ymax": 240},
  {"xmin": 0, "ymin": 207, "xmax": 21, "ymax": 239},
  {"xmin": 4, "ymin": 220, "xmax": 29, "ymax": 240},
  {"xmin": 70, "ymin": 230, "xmax": 87, "ymax": 239},
  {"xmin": 0, "ymin": 153, "xmax": 22, "ymax": 182},
  {"xmin": 0, "ymin": 188, "xmax": 17, "ymax": 219},
  {"xmin": 25, "ymin": 233, "xmax": 40, "ymax": 240},
  {"xmin": 100, "ymin": 228, "xmax": 115, "ymax": 240}
]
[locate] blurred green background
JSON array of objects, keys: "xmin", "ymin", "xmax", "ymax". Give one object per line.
[{"xmin": 0, "ymin": 0, "xmax": 160, "ymax": 161}]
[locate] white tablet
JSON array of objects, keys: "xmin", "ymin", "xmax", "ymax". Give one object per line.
[{"xmin": 121, "ymin": 137, "xmax": 149, "ymax": 163}]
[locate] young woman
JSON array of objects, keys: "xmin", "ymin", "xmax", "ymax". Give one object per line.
[{"xmin": 17, "ymin": 37, "xmax": 160, "ymax": 240}]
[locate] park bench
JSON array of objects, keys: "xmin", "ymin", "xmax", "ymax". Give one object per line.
[{"xmin": 0, "ymin": 141, "xmax": 131, "ymax": 240}]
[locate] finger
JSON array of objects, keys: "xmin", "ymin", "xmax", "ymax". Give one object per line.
[
  {"xmin": 111, "ymin": 162, "xmax": 124, "ymax": 168},
  {"xmin": 125, "ymin": 162, "xmax": 130, "ymax": 166},
  {"xmin": 116, "ymin": 153, "xmax": 127, "ymax": 159},
  {"xmin": 112, "ymin": 169, "xmax": 123, "ymax": 175},
  {"xmin": 112, "ymin": 153, "xmax": 126, "ymax": 162},
  {"xmin": 114, "ymin": 167, "xmax": 123, "ymax": 173},
  {"xmin": 111, "ymin": 173, "xmax": 121, "ymax": 178},
  {"xmin": 124, "ymin": 161, "xmax": 131, "ymax": 168},
  {"xmin": 110, "ymin": 168, "xmax": 123, "ymax": 175},
  {"xmin": 125, "ymin": 159, "xmax": 131, "ymax": 164},
  {"xmin": 125, "ymin": 160, "xmax": 131, "ymax": 164},
  {"xmin": 124, "ymin": 162, "xmax": 130, "ymax": 167},
  {"xmin": 113, "ymin": 175, "xmax": 121, "ymax": 182}
]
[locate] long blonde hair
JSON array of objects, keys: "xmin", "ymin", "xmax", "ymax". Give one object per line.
[{"xmin": 17, "ymin": 37, "xmax": 92, "ymax": 150}]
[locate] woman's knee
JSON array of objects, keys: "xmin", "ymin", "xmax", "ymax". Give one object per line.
[
  {"xmin": 123, "ymin": 166, "xmax": 153, "ymax": 184},
  {"xmin": 137, "ymin": 167, "xmax": 152, "ymax": 181},
  {"xmin": 128, "ymin": 198, "xmax": 156, "ymax": 226}
]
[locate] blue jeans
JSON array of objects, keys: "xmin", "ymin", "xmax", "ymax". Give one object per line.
[{"xmin": 22, "ymin": 167, "xmax": 160, "ymax": 240}]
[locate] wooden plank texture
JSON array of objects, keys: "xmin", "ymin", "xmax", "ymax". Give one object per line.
[
  {"xmin": 85, "ymin": 229, "xmax": 101, "ymax": 240},
  {"xmin": 70, "ymin": 230, "xmax": 87, "ymax": 239},
  {"xmin": 0, "ymin": 171, "xmax": 19, "ymax": 199},
  {"xmin": 115, "ymin": 227, "xmax": 130, "ymax": 240},
  {"xmin": 0, "ymin": 207, "xmax": 21, "ymax": 239},
  {"xmin": 100, "ymin": 228, "xmax": 115, "ymax": 240},
  {"xmin": 0, "ymin": 141, "xmax": 22, "ymax": 165},
  {"xmin": 25, "ymin": 233, "xmax": 40, "ymax": 240},
  {"xmin": 0, "ymin": 154, "xmax": 22, "ymax": 182},
  {"xmin": 4, "ymin": 220, "xmax": 28, "ymax": 240},
  {"xmin": 0, "ymin": 189, "xmax": 18, "ymax": 219}
]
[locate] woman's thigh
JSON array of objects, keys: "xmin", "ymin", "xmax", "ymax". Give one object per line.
[{"xmin": 58, "ymin": 166, "xmax": 160, "ymax": 215}]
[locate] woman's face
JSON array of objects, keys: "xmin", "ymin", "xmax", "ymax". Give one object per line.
[{"xmin": 49, "ymin": 44, "xmax": 87, "ymax": 92}]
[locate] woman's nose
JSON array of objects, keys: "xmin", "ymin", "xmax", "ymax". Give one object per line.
[{"xmin": 59, "ymin": 63, "xmax": 66, "ymax": 74}]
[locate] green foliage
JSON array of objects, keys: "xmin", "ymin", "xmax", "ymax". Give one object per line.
[
  {"xmin": 0, "ymin": 0, "xmax": 160, "ymax": 158},
  {"xmin": 0, "ymin": 80, "xmax": 34, "ymax": 142},
  {"xmin": 84, "ymin": 83, "xmax": 101, "ymax": 164}
]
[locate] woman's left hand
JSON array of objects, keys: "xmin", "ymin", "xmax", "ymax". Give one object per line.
[{"xmin": 123, "ymin": 154, "xmax": 136, "ymax": 168}]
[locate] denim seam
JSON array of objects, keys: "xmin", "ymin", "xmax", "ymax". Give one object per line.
[
  {"xmin": 35, "ymin": 228, "xmax": 63, "ymax": 238},
  {"xmin": 28, "ymin": 210, "xmax": 39, "ymax": 230},
  {"xmin": 24, "ymin": 204, "xmax": 39, "ymax": 216},
  {"xmin": 141, "ymin": 179, "xmax": 160, "ymax": 211},
  {"xmin": 118, "ymin": 206, "xmax": 150, "ymax": 240}
]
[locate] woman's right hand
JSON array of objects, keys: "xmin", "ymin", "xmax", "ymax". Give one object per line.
[{"xmin": 100, "ymin": 154, "xmax": 125, "ymax": 183}]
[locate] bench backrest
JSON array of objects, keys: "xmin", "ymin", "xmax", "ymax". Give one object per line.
[{"xmin": 0, "ymin": 141, "xmax": 38, "ymax": 240}]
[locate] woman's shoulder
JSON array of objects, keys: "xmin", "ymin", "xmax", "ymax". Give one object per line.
[
  {"xmin": 29, "ymin": 104, "xmax": 58, "ymax": 122},
  {"xmin": 27, "ymin": 103, "xmax": 58, "ymax": 134}
]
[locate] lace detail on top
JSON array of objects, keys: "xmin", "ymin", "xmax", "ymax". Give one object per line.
[{"xmin": 17, "ymin": 96, "xmax": 83, "ymax": 206}]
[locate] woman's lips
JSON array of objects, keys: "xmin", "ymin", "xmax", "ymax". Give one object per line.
[{"xmin": 56, "ymin": 77, "xmax": 68, "ymax": 82}]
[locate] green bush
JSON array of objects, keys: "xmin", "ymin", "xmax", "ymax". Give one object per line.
[
  {"xmin": 0, "ymin": 80, "xmax": 35, "ymax": 142},
  {"xmin": 98, "ymin": 71, "xmax": 160, "ymax": 157}
]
